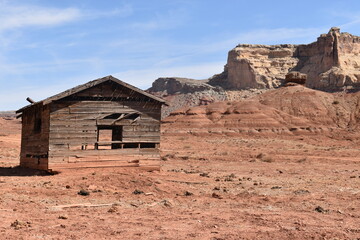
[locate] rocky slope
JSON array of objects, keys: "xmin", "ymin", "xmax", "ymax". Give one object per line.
[
  {"xmin": 163, "ymin": 84, "xmax": 360, "ymax": 135},
  {"xmin": 148, "ymin": 78, "xmax": 267, "ymax": 117}
]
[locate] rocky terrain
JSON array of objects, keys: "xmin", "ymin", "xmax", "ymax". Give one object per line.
[{"xmin": 0, "ymin": 85, "xmax": 359, "ymax": 239}]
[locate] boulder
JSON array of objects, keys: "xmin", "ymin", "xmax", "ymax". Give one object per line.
[{"xmin": 285, "ymin": 71, "xmax": 307, "ymax": 85}]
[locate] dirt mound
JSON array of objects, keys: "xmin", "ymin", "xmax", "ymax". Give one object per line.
[{"xmin": 163, "ymin": 85, "xmax": 360, "ymax": 135}]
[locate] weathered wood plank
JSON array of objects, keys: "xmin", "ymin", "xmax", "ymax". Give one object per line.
[
  {"xmin": 49, "ymin": 160, "xmax": 159, "ymax": 170},
  {"xmin": 49, "ymin": 148, "xmax": 159, "ymax": 157}
]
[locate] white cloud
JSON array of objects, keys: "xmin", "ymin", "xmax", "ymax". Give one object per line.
[{"xmin": 0, "ymin": 3, "xmax": 81, "ymax": 31}]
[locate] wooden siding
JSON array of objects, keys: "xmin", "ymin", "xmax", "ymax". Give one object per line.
[
  {"xmin": 48, "ymin": 99, "xmax": 161, "ymax": 170},
  {"xmin": 19, "ymin": 80, "xmax": 163, "ymax": 171},
  {"xmin": 19, "ymin": 104, "xmax": 50, "ymax": 170}
]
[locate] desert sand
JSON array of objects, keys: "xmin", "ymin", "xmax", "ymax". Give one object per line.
[{"xmin": 0, "ymin": 85, "xmax": 359, "ymax": 239}]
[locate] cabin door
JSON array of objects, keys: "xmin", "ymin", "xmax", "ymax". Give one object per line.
[
  {"xmin": 111, "ymin": 127, "xmax": 122, "ymax": 149},
  {"xmin": 97, "ymin": 126, "xmax": 123, "ymax": 149}
]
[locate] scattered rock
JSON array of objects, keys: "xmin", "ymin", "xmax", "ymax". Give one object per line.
[
  {"xmin": 212, "ymin": 193, "xmax": 223, "ymax": 199},
  {"xmin": 10, "ymin": 220, "xmax": 31, "ymax": 230},
  {"xmin": 184, "ymin": 191, "xmax": 193, "ymax": 196},
  {"xmin": 58, "ymin": 215, "xmax": 68, "ymax": 219},
  {"xmin": 271, "ymin": 186, "xmax": 282, "ymax": 190},
  {"xmin": 315, "ymin": 206, "xmax": 328, "ymax": 213},
  {"xmin": 160, "ymin": 200, "xmax": 173, "ymax": 207},
  {"xmin": 293, "ymin": 189, "xmax": 310, "ymax": 195},
  {"xmin": 256, "ymin": 153, "xmax": 273, "ymax": 163},
  {"xmin": 199, "ymin": 172, "xmax": 209, "ymax": 177},
  {"xmin": 78, "ymin": 189, "xmax": 90, "ymax": 196},
  {"xmin": 133, "ymin": 189, "xmax": 144, "ymax": 195},
  {"xmin": 108, "ymin": 205, "xmax": 118, "ymax": 213}
]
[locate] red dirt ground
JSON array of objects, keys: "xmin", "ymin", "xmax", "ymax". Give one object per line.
[{"xmin": 0, "ymin": 86, "xmax": 360, "ymax": 239}]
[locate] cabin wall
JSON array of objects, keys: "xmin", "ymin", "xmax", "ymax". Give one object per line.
[
  {"xmin": 48, "ymin": 100, "xmax": 161, "ymax": 170},
  {"xmin": 19, "ymin": 104, "xmax": 50, "ymax": 170}
]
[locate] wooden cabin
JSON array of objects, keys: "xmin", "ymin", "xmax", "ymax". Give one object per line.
[{"xmin": 16, "ymin": 76, "xmax": 167, "ymax": 171}]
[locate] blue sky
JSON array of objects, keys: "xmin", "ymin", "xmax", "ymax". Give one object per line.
[{"xmin": 1, "ymin": 0, "xmax": 360, "ymax": 110}]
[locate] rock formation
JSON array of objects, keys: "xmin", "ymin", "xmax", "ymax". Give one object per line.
[
  {"xmin": 285, "ymin": 71, "xmax": 307, "ymax": 85},
  {"xmin": 148, "ymin": 28, "xmax": 360, "ymax": 117},
  {"xmin": 209, "ymin": 44, "xmax": 299, "ymax": 89},
  {"xmin": 148, "ymin": 77, "xmax": 215, "ymax": 95},
  {"xmin": 210, "ymin": 27, "xmax": 360, "ymax": 91}
]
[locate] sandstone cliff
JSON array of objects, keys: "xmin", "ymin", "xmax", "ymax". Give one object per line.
[{"xmin": 210, "ymin": 27, "xmax": 360, "ymax": 91}]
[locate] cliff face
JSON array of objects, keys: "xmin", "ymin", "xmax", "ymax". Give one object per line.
[
  {"xmin": 211, "ymin": 44, "xmax": 299, "ymax": 89},
  {"xmin": 211, "ymin": 27, "xmax": 360, "ymax": 91}
]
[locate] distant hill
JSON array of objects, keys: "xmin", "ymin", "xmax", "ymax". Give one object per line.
[{"xmin": 0, "ymin": 111, "xmax": 16, "ymax": 118}]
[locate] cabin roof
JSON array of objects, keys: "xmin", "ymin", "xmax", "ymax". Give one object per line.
[{"xmin": 16, "ymin": 75, "xmax": 167, "ymax": 113}]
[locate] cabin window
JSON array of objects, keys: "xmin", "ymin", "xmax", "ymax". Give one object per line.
[
  {"xmin": 104, "ymin": 113, "xmax": 122, "ymax": 119},
  {"xmin": 102, "ymin": 112, "xmax": 141, "ymax": 122},
  {"xmin": 124, "ymin": 113, "xmax": 140, "ymax": 120},
  {"xmin": 96, "ymin": 126, "xmax": 122, "ymax": 149}
]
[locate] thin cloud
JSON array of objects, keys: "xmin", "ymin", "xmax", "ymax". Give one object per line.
[
  {"xmin": 0, "ymin": 4, "xmax": 81, "ymax": 31},
  {"xmin": 129, "ymin": 7, "xmax": 188, "ymax": 31},
  {"xmin": 0, "ymin": 2, "xmax": 133, "ymax": 32},
  {"xmin": 83, "ymin": 4, "xmax": 133, "ymax": 19}
]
